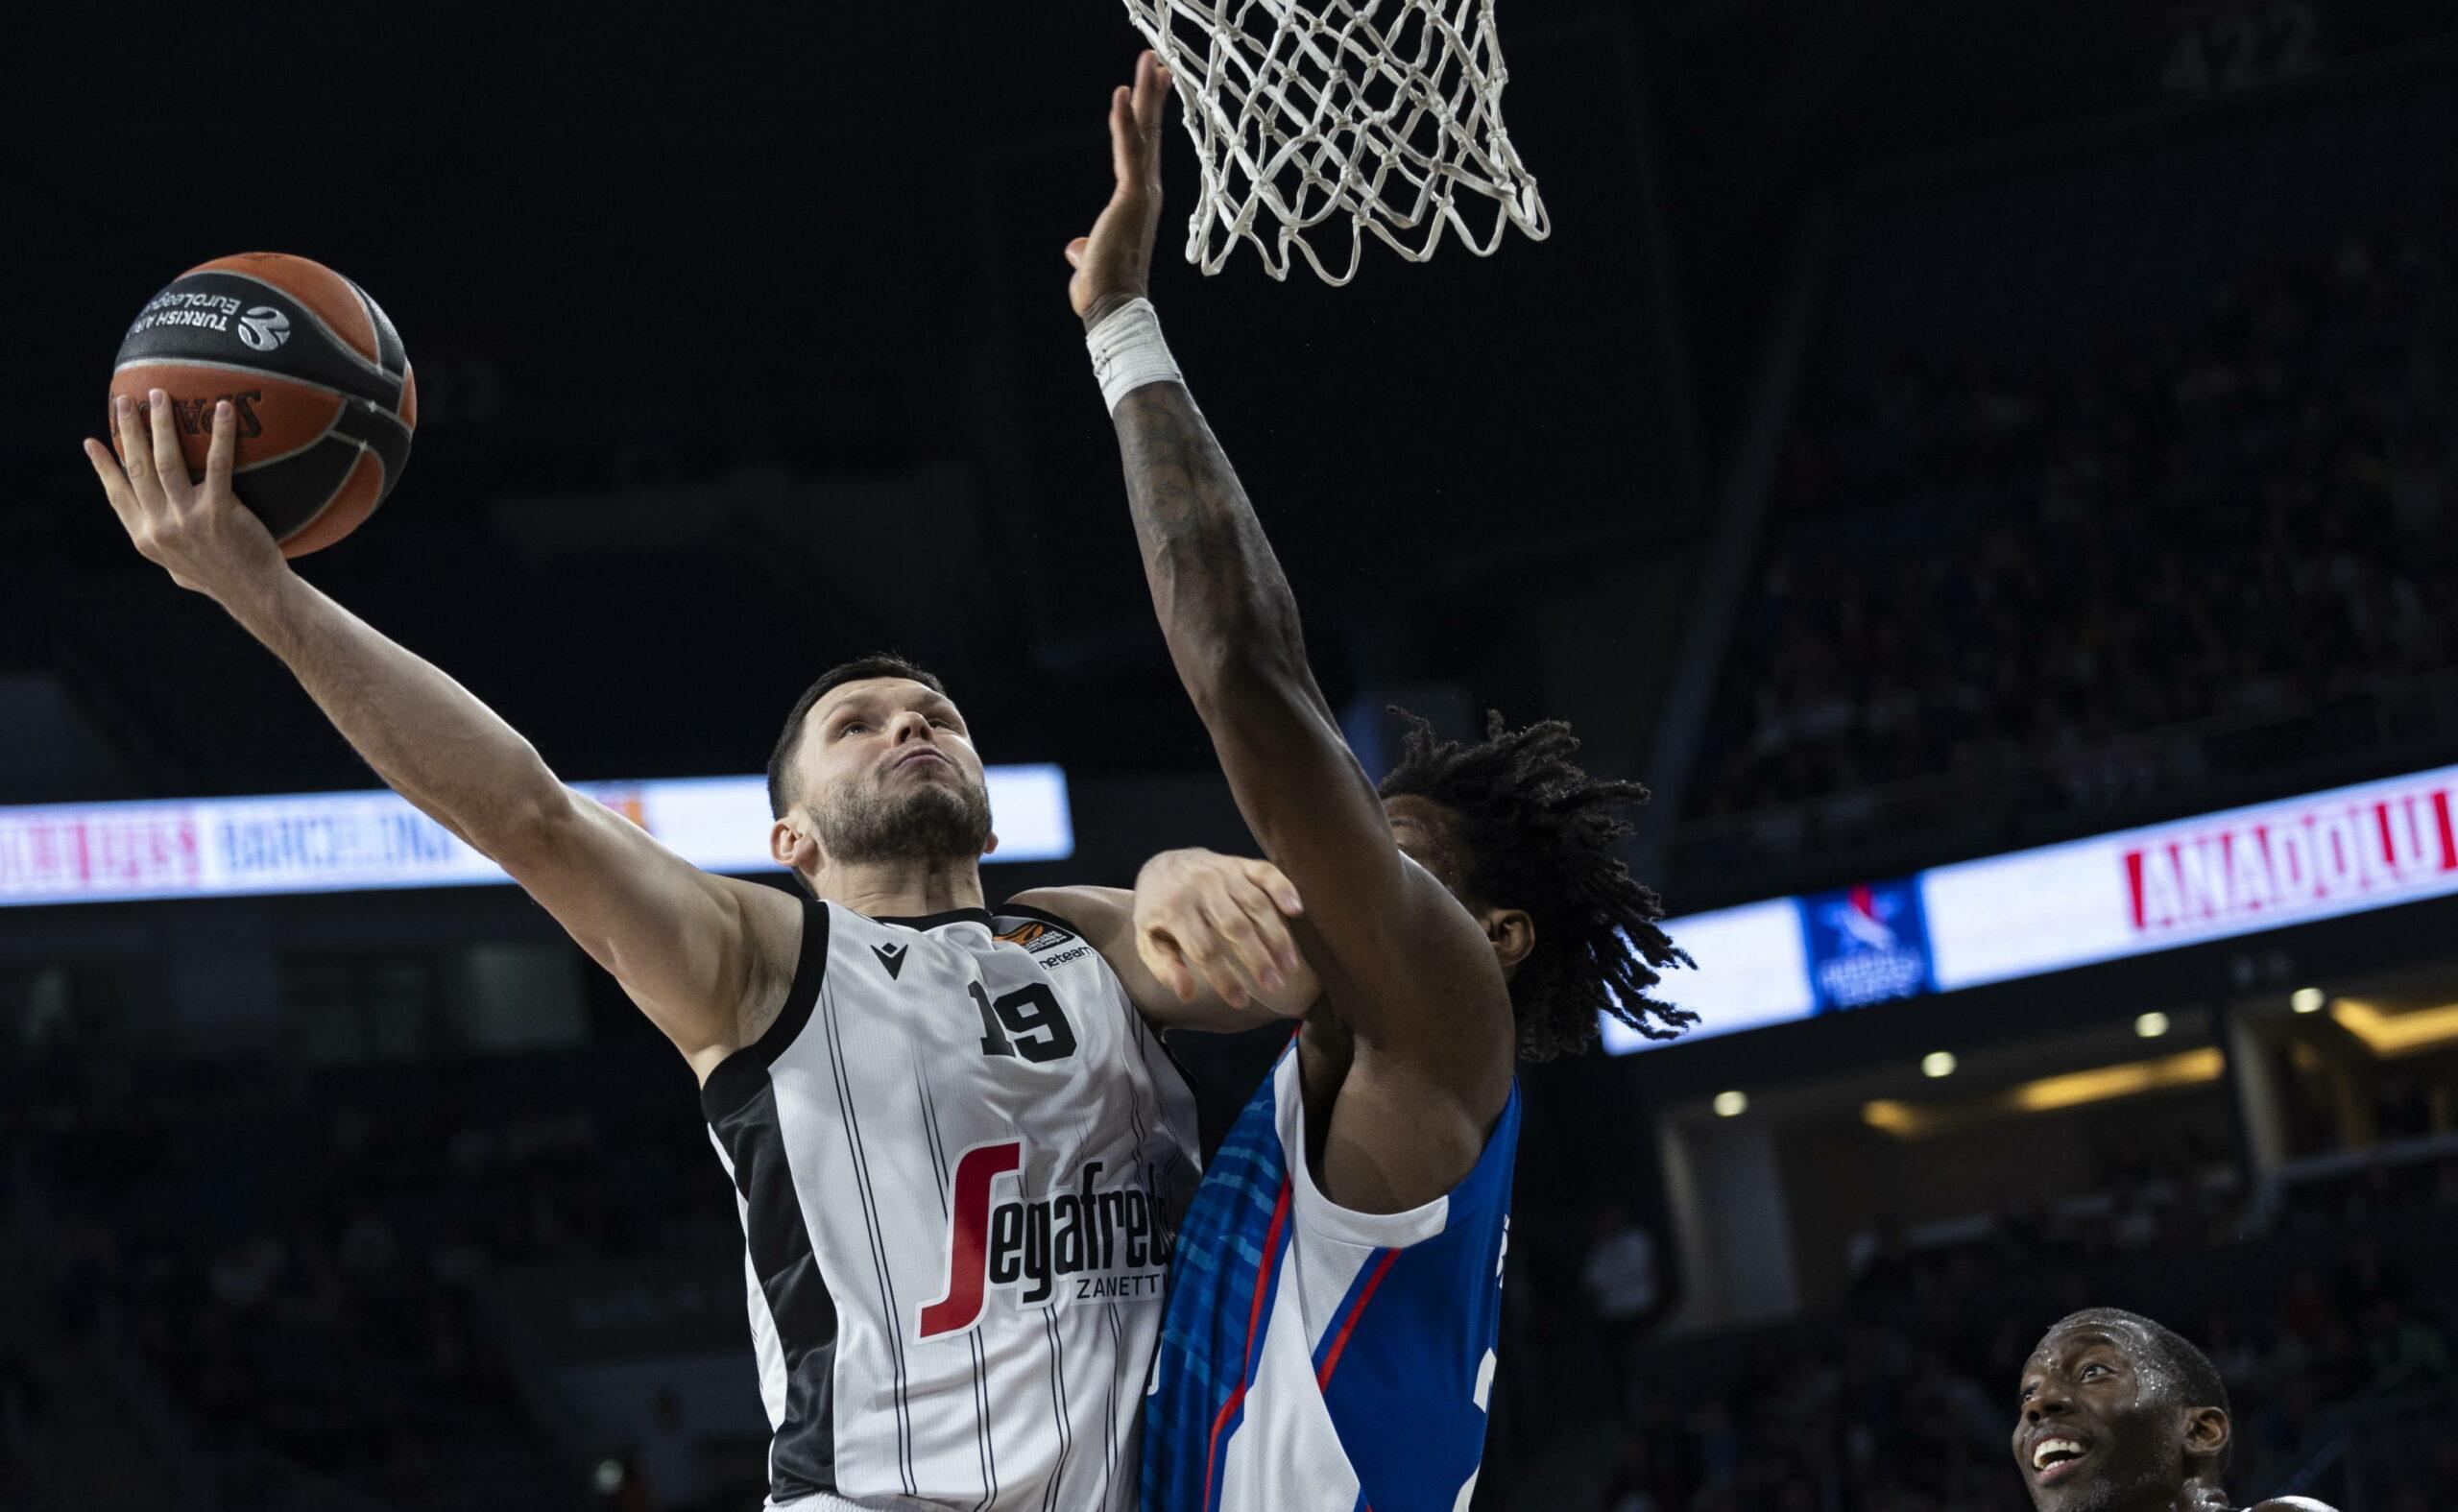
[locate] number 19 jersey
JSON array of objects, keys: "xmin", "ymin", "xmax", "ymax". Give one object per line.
[{"xmin": 701, "ymin": 900, "xmax": 1200, "ymax": 1511}]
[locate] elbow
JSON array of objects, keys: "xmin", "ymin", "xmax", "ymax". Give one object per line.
[
  {"xmin": 1181, "ymin": 633, "xmax": 1310, "ymax": 726},
  {"xmin": 1150, "ymin": 539, "xmax": 1306, "ymax": 692},
  {"xmin": 474, "ymin": 770, "xmax": 577, "ymax": 871},
  {"xmin": 1167, "ymin": 578, "xmax": 1309, "ymax": 717},
  {"xmin": 1256, "ymin": 974, "xmax": 1323, "ymax": 1021}
]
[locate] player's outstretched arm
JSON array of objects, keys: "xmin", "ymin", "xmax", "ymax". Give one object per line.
[
  {"xmin": 1065, "ymin": 55, "xmax": 1515, "ymax": 1212},
  {"xmin": 1015, "ymin": 850, "xmax": 1319, "ymax": 1031},
  {"xmin": 84, "ymin": 395, "xmax": 800, "ymax": 1075}
]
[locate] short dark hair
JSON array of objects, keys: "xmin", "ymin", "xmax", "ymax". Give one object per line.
[
  {"xmin": 2043, "ymin": 1308, "xmax": 2231, "ymax": 1473},
  {"xmin": 767, "ymin": 655, "xmax": 952, "ymax": 820},
  {"xmin": 1378, "ymin": 709, "xmax": 1696, "ymax": 1061}
]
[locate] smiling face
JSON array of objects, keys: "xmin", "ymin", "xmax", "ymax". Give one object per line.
[
  {"xmin": 780, "ymin": 677, "xmax": 994, "ymax": 868},
  {"xmin": 2013, "ymin": 1320, "xmax": 2226, "ymax": 1512}
]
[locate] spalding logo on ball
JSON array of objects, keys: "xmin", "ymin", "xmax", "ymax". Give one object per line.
[{"xmin": 110, "ymin": 252, "xmax": 417, "ymax": 558}]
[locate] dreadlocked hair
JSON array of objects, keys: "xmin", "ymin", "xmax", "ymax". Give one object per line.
[{"xmin": 1377, "ymin": 709, "xmax": 1697, "ymax": 1060}]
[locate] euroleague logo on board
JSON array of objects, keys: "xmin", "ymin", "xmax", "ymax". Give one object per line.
[{"xmin": 236, "ymin": 306, "xmax": 292, "ymax": 351}]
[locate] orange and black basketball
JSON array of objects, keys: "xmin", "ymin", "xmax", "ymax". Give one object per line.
[{"xmin": 109, "ymin": 252, "xmax": 417, "ymax": 558}]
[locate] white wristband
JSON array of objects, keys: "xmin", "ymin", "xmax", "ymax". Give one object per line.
[{"xmin": 1086, "ymin": 297, "xmax": 1182, "ymax": 413}]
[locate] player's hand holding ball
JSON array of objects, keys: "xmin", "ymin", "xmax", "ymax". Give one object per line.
[
  {"xmin": 85, "ymin": 393, "xmax": 287, "ymax": 605},
  {"xmin": 1067, "ymin": 49, "xmax": 1172, "ymax": 324},
  {"xmin": 1134, "ymin": 849, "xmax": 1313, "ymax": 1014},
  {"xmin": 99, "ymin": 252, "xmax": 416, "ymax": 565}
]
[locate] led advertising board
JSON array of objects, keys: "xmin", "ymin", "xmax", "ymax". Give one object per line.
[
  {"xmin": 1598, "ymin": 898, "xmax": 1816, "ymax": 1054},
  {"xmin": 1922, "ymin": 761, "xmax": 2458, "ymax": 992},
  {"xmin": 1609, "ymin": 761, "xmax": 2458, "ymax": 1054},
  {"xmin": 0, "ymin": 766, "xmax": 1072, "ymax": 908}
]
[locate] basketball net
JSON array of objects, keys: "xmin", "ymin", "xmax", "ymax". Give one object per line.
[{"xmin": 1121, "ymin": 0, "xmax": 1551, "ymax": 284}]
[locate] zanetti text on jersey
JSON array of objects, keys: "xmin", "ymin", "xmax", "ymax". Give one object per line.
[{"xmin": 919, "ymin": 1144, "xmax": 1180, "ymax": 1338}]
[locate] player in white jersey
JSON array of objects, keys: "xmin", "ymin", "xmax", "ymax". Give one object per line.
[
  {"xmin": 699, "ymin": 884, "xmax": 1195, "ymax": 1510},
  {"xmin": 85, "ymin": 405, "xmax": 1325, "ymax": 1507},
  {"xmin": 1058, "ymin": 56, "xmax": 1699, "ymax": 1510}
]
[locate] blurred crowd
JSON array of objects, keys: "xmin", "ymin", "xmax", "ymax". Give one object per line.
[
  {"xmin": 4, "ymin": 1044, "xmax": 733, "ymax": 1510},
  {"xmin": 6, "ymin": 1005, "xmax": 2457, "ymax": 1512},
  {"xmin": 1565, "ymin": 1149, "xmax": 2458, "ymax": 1512},
  {"xmin": 1697, "ymin": 204, "xmax": 2458, "ymax": 841}
]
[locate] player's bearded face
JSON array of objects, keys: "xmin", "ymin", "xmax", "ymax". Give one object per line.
[{"xmin": 813, "ymin": 763, "xmax": 993, "ymax": 864}]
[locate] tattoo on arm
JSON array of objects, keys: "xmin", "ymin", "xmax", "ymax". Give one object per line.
[{"xmin": 1112, "ymin": 383, "xmax": 1312, "ymax": 699}]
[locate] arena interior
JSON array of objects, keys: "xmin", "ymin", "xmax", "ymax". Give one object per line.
[{"xmin": 6, "ymin": 2, "xmax": 2457, "ymax": 1508}]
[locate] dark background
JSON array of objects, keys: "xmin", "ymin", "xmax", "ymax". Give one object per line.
[{"xmin": 4, "ymin": 2, "xmax": 2457, "ymax": 1509}]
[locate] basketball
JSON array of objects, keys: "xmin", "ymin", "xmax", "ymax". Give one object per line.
[{"xmin": 109, "ymin": 252, "xmax": 417, "ymax": 558}]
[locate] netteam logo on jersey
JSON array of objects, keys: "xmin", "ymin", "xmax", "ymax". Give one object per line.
[{"xmin": 916, "ymin": 1140, "xmax": 1178, "ymax": 1338}]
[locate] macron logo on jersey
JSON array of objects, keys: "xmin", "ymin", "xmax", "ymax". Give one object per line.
[
  {"xmin": 871, "ymin": 942, "xmax": 908, "ymax": 979},
  {"xmin": 916, "ymin": 1140, "xmax": 1178, "ymax": 1338}
]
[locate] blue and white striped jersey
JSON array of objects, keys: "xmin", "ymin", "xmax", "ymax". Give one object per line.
[{"xmin": 1142, "ymin": 1038, "xmax": 1520, "ymax": 1512}]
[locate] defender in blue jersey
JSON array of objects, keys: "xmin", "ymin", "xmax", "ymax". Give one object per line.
[{"xmin": 1060, "ymin": 54, "xmax": 1699, "ymax": 1511}]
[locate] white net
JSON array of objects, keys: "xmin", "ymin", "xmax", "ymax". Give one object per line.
[{"xmin": 1120, "ymin": 0, "xmax": 1551, "ymax": 285}]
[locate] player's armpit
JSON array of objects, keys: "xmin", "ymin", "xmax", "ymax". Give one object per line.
[
  {"xmin": 495, "ymin": 787, "xmax": 804, "ymax": 1079},
  {"xmin": 1007, "ymin": 883, "xmax": 1316, "ymax": 1033}
]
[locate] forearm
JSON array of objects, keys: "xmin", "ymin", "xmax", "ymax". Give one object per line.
[
  {"xmin": 1108, "ymin": 372, "xmax": 1312, "ymax": 711},
  {"xmin": 217, "ymin": 572, "xmax": 564, "ymax": 855},
  {"xmin": 1019, "ymin": 875, "xmax": 1319, "ymax": 1029}
]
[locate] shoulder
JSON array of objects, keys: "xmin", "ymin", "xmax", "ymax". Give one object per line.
[
  {"xmin": 1004, "ymin": 886, "xmax": 1131, "ymax": 941},
  {"xmin": 726, "ymin": 890, "xmax": 829, "ymax": 1046},
  {"xmin": 996, "ymin": 891, "xmax": 1129, "ymax": 979},
  {"xmin": 732, "ymin": 876, "xmax": 814, "ymax": 957}
]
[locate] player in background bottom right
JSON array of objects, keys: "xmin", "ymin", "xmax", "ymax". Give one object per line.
[{"xmin": 2017, "ymin": 1308, "xmax": 2341, "ymax": 1512}]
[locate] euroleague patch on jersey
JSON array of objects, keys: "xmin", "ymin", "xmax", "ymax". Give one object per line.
[
  {"xmin": 915, "ymin": 1140, "xmax": 1179, "ymax": 1339},
  {"xmin": 996, "ymin": 917, "xmax": 1094, "ymax": 971},
  {"xmin": 995, "ymin": 918, "xmax": 1077, "ymax": 951}
]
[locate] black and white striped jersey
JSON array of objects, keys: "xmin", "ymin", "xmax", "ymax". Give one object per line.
[{"xmin": 700, "ymin": 899, "xmax": 1200, "ymax": 1512}]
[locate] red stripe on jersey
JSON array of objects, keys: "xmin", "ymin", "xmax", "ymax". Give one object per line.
[
  {"xmin": 1314, "ymin": 1249, "xmax": 1399, "ymax": 1387},
  {"xmin": 1203, "ymin": 1178, "xmax": 1292, "ymax": 1512},
  {"xmin": 917, "ymin": 1140, "xmax": 1023, "ymax": 1336}
]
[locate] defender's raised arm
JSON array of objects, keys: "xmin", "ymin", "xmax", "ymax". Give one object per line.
[
  {"xmin": 84, "ymin": 395, "xmax": 798, "ymax": 1078},
  {"xmin": 1066, "ymin": 55, "xmax": 1517, "ymax": 1213}
]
